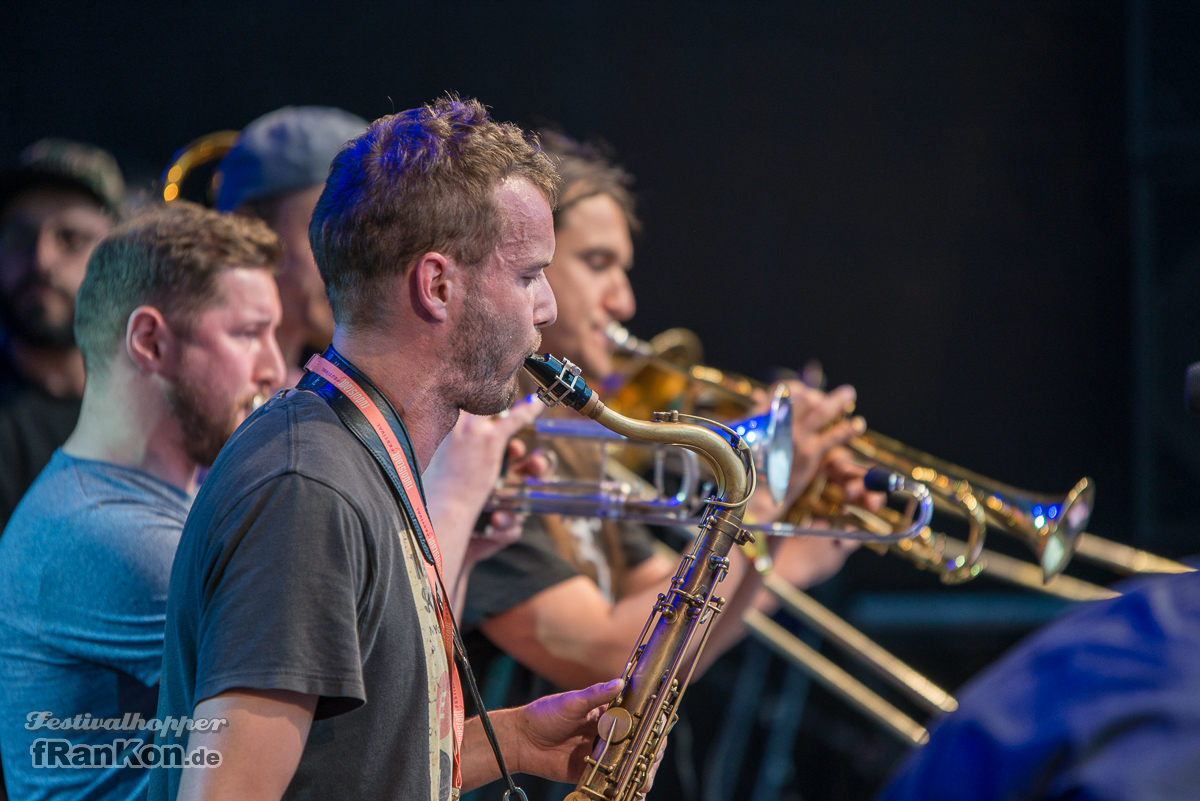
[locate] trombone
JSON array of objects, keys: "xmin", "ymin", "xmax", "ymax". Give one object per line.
[{"xmin": 485, "ymin": 366, "xmax": 955, "ymax": 746}]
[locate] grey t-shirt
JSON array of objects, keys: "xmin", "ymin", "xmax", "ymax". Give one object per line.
[
  {"xmin": 149, "ymin": 388, "xmax": 454, "ymax": 801},
  {"xmin": 0, "ymin": 450, "xmax": 191, "ymax": 801}
]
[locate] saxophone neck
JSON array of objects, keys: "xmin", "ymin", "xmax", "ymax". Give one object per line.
[{"xmin": 524, "ymin": 353, "xmax": 753, "ymax": 506}]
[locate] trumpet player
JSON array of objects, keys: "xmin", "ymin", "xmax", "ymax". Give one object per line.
[
  {"xmin": 460, "ymin": 131, "xmax": 880, "ymax": 693},
  {"xmin": 215, "ymin": 106, "xmax": 366, "ymax": 383}
]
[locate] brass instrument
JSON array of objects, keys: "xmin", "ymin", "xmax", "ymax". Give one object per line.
[
  {"xmin": 523, "ymin": 352, "xmax": 755, "ymax": 801},
  {"xmin": 522, "ymin": 353, "xmax": 948, "ymax": 776},
  {"xmin": 490, "ymin": 386, "xmax": 936, "ymax": 545},
  {"xmin": 159, "ymin": 130, "xmax": 239, "ymax": 205},
  {"xmin": 603, "ymin": 324, "xmax": 1154, "ymax": 588}
]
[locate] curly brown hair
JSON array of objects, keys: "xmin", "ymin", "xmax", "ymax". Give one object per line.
[
  {"xmin": 537, "ymin": 129, "xmax": 640, "ymax": 235},
  {"xmin": 75, "ymin": 201, "xmax": 280, "ymax": 374},
  {"xmin": 309, "ymin": 96, "xmax": 559, "ymax": 331}
]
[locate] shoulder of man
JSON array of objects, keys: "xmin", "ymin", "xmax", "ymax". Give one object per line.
[
  {"xmin": 3, "ymin": 451, "xmax": 188, "ymax": 568},
  {"xmin": 880, "ymin": 571, "xmax": 1200, "ymax": 801},
  {"xmin": 199, "ymin": 388, "xmax": 391, "ymax": 519}
]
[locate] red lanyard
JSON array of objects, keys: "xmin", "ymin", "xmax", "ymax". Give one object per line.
[{"xmin": 305, "ymin": 354, "xmax": 464, "ymax": 791}]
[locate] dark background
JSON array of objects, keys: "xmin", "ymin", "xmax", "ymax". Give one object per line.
[
  {"xmin": 0, "ymin": 0, "xmax": 1132, "ymax": 535},
  {"xmin": 2, "ymin": 2, "xmax": 1167, "ymax": 799}
]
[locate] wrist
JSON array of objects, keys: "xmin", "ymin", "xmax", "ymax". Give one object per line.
[{"xmin": 488, "ymin": 707, "xmax": 529, "ymax": 776}]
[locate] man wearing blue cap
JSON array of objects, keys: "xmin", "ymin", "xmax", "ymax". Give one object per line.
[{"xmin": 215, "ymin": 106, "xmax": 367, "ymax": 382}]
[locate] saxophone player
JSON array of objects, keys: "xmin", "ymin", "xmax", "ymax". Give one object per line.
[{"xmin": 148, "ymin": 98, "xmax": 632, "ymax": 801}]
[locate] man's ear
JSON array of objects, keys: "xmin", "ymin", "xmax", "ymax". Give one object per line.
[
  {"xmin": 125, "ymin": 306, "xmax": 178, "ymax": 375},
  {"xmin": 409, "ymin": 252, "xmax": 454, "ymax": 323}
]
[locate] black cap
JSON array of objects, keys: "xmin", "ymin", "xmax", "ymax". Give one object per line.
[{"xmin": 0, "ymin": 138, "xmax": 125, "ymax": 216}]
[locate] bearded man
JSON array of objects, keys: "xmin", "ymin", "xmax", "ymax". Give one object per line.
[
  {"xmin": 149, "ymin": 98, "xmax": 628, "ymax": 801},
  {"xmin": 0, "ymin": 201, "xmax": 286, "ymax": 801},
  {"xmin": 0, "ymin": 139, "xmax": 125, "ymax": 529}
]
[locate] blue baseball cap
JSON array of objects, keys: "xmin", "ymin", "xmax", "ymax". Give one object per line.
[{"xmin": 215, "ymin": 106, "xmax": 368, "ymax": 212}]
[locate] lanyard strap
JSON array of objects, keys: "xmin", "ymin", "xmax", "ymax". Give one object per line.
[{"xmin": 303, "ymin": 352, "xmax": 465, "ymax": 791}]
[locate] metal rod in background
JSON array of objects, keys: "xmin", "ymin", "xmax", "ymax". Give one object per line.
[
  {"xmin": 744, "ymin": 610, "xmax": 930, "ymax": 747},
  {"xmin": 1074, "ymin": 532, "xmax": 1194, "ymax": 575},
  {"xmin": 761, "ymin": 573, "xmax": 958, "ymax": 715}
]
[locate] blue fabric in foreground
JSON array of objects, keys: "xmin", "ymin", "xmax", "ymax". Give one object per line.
[{"xmin": 877, "ymin": 563, "xmax": 1200, "ymax": 801}]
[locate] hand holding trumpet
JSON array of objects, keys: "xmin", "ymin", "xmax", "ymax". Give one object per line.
[{"xmin": 423, "ymin": 394, "xmax": 554, "ymax": 609}]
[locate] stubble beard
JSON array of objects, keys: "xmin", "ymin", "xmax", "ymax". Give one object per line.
[{"xmin": 448, "ymin": 288, "xmax": 540, "ymax": 417}]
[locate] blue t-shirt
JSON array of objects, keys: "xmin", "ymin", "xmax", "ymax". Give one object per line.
[
  {"xmin": 0, "ymin": 450, "xmax": 191, "ymax": 801},
  {"xmin": 877, "ymin": 567, "xmax": 1200, "ymax": 801}
]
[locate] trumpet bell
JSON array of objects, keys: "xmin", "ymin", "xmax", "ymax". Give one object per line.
[
  {"xmin": 856, "ymin": 430, "xmax": 1095, "ymax": 582},
  {"xmin": 729, "ymin": 384, "xmax": 794, "ymax": 505},
  {"xmin": 988, "ymin": 476, "xmax": 1095, "ymax": 582}
]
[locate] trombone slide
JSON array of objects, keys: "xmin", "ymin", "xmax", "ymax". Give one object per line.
[
  {"xmin": 760, "ymin": 573, "xmax": 959, "ymax": 716},
  {"xmin": 743, "ymin": 610, "xmax": 931, "ymax": 747},
  {"xmin": 938, "ymin": 538, "xmax": 1120, "ymax": 602},
  {"xmin": 1073, "ymin": 533, "xmax": 1195, "ymax": 575}
]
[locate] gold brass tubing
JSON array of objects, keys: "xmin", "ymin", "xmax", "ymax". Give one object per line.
[
  {"xmin": 588, "ymin": 399, "xmax": 750, "ymax": 504},
  {"xmin": 1074, "ymin": 533, "xmax": 1195, "ymax": 575},
  {"xmin": 760, "ymin": 573, "xmax": 958, "ymax": 715},
  {"xmin": 940, "ymin": 538, "xmax": 1121, "ymax": 601},
  {"xmin": 743, "ymin": 610, "xmax": 931, "ymax": 747}
]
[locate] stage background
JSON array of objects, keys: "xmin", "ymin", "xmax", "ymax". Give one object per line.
[{"xmin": 3, "ymin": 2, "xmax": 1167, "ymax": 799}]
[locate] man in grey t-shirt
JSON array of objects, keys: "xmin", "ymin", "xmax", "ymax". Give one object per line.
[{"xmin": 0, "ymin": 203, "xmax": 286, "ymax": 801}]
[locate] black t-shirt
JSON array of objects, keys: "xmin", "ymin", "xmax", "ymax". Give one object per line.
[
  {"xmin": 0, "ymin": 353, "xmax": 81, "ymax": 533},
  {"xmin": 462, "ymin": 515, "xmax": 657, "ymax": 629},
  {"xmin": 150, "ymin": 389, "xmax": 455, "ymax": 801}
]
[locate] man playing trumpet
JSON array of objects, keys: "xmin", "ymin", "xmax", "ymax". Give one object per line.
[{"xmin": 460, "ymin": 131, "xmax": 880, "ymax": 693}]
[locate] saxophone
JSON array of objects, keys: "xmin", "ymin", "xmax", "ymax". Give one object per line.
[{"xmin": 524, "ymin": 353, "xmax": 756, "ymax": 801}]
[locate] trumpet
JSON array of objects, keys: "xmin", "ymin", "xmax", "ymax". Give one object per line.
[
  {"xmin": 602, "ymin": 323, "xmax": 1172, "ymax": 588},
  {"xmin": 490, "ymin": 385, "xmax": 935, "ymax": 545}
]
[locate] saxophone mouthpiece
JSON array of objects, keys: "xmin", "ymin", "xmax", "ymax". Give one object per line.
[{"xmin": 524, "ymin": 353, "xmax": 595, "ymax": 411}]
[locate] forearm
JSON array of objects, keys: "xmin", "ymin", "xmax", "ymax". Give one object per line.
[{"xmin": 479, "ymin": 576, "xmax": 673, "ymax": 689}]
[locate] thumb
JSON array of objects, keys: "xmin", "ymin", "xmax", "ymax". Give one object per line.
[{"xmin": 563, "ymin": 678, "xmax": 625, "ymax": 715}]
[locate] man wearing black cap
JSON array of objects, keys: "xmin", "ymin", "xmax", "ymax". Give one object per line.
[{"xmin": 0, "ymin": 139, "xmax": 125, "ymax": 530}]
